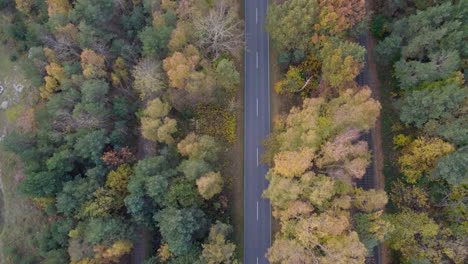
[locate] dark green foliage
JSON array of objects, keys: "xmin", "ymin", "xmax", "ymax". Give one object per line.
[
  {"xmin": 370, "ymin": 15, "xmax": 389, "ymax": 39},
  {"xmin": 83, "ymin": 217, "xmax": 135, "ymax": 244},
  {"xmin": 178, "ymin": 159, "xmax": 212, "ymax": 181},
  {"xmin": 121, "ymin": 5, "xmax": 151, "ymax": 39},
  {"xmin": 125, "ymin": 156, "xmax": 177, "ymax": 225},
  {"xmin": 155, "ymin": 207, "xmax": 208, "ymax": 256},
  {"xmin": 56, "ymin": 176, "xmax": 101, "ymax": 215},
  {"xmin": 74, "ymin": 129, "xmax": 108, "ymax": 163},
  {"xmin": 400, "ymin": 78, "xmax": 467, "ymax": 127},
  {"xmin": 354, "ymin": 213, "xmax": 379, "ymax": 251},
  {"xmin": 163, "ymin": 177, "xmax": 203, "ymax": 208},
  {"xmin": 42, "ymin": 249, "xmax": 69, "ymax": 264},
  {"xmin": 113, "ymin": 97, "xmax": 138, "ymax": 121},
  {"xmin": 63, "ymin": 62, "xmax": 82, "ymax": 76},
  {"xmin": 37, "ymin": 218, "xmax": 74, "ymax": 254},
  {"xmin": 138, "ymin": 25, "xmax": 173, "ymax": 58},
  {"xmin": 431, "ymin": 146, "xmax": 468, "ymax": 186},
  {"xmin": 72, "ymin": 0, "xmax": 116, "ymax": 28}
]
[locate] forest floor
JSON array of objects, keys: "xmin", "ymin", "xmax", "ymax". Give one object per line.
[{"xmin": 0, "ymin": 44, "xmax": 47, "ymax": 263}]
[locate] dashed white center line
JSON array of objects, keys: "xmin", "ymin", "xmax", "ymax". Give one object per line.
[
  {"xmin": 257, "ymin": 201, "xmax": 259, "ymax": 221},
  {"xmin": 256, "ymin": 98, "xmax": 258, "ymax": 116},
  {"xmin": 256, "ymin": 52, "xmax": 258, "ymax": 69},
  {"xmin": 257, "ymin": 257, "xmax": 259, "ymax": 264},
  {"xmin": 256, "ymin": 8, "xmax": 258, "ymax": 24}
]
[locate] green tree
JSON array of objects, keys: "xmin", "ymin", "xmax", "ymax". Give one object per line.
[
  {"xmin": 139, "ymin": 25, "xmax": 173, "ymax": 58},
  {"xmin": 215, "ymin": 58, "xmax": 240, "ymax": 91},
  {"xmin": 265, "ymin": 0, "xmax": 320, "ymax": 52},
  {"xmin": 155, "ymin": 207, "xmax": 207, "ymax": 256},
  {"xmin": 163, "ymin": 177, "xmax": 203, "ymax": 208},
  {"xmin": 199, "ymin": 222, "xmax": 236, "ymax": 264},
  {"xmin": 431, "ymin": 146, "xmax": 468, "ymax": 186}
]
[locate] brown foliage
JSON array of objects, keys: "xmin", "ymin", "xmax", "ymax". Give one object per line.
[{"xmin": 101, "ymin": 147, "xmax": 134, "ymax": 167}]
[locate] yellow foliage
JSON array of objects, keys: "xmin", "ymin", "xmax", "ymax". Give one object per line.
[
  {"xmin": 46, "ymin": 0, "xmax": 71, "ymax": 16},
  {"xmin": 195, "ymin": 105, "xmax": 236, "ymax": 143},
  {"xmin": 105, "ymin": 164, "xmax": 132, "ymax": 196},
  {"xmin": 399, "ymin": 137, "xmax": 455, "ymax": 183},
  {"xmin": 46, "ymin": 62, "xmax": 66, "ymax": 82},
  {"xmin": 157, "ymin": 243, "xmax": 173, "ymax": 262},
  {"xmin": 44, "ymin": 47, "xmax": 58, "ymax": 63},
  {"xmin": 41, "ymin": 76, "xmax": 58, "ymax": 99},
  {"xmin": 31, "ymin": 196, "xmax": 55, "ymax": 209},
  {"xmin": 111, "ymin": 57, "xmax": 129, "ymax": 86},
  {"xmin": 81, "ymin": 49, "xmax": 107, "ymax": 79},
  {"xmin": 15, "ymin": 0, "xmax": 34, "ymax": 15}
]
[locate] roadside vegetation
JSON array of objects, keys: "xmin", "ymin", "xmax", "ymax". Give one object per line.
[
  {"xmin": 0, "ymin": 0, "xmax": 244, "ymax": 263},
  {"xmin": 263, "ymin": 0, "xmax": 391, "ymax": 263},
  {"xmin": 372, "ymin": 0, "xmax": 467, "ymax": 263}
]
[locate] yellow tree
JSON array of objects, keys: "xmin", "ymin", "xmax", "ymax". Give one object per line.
[
  {"xmin": 93, "ymin": 240, "xmax": 133, "ymax": 262},
  {"xmin": 317, "ymin": 0, "xmax": 366, "ymax": 36},
  {"xmin": 105, "ymin": 164, "xmax": 132, "ymax": 196},
  {"xmin": 196, "ymin": 171, "xmax": 224, "ymax": 200},
  {"xmin": 163, "ymin": 45, "xmax": 200, "ymax": 89},
  {"xmin": 15, "ymin": 0, "xmax": 34, "ymax": 15},
  {"xmin": 46, "ymin": 0, "xmax": 71, "ymax": 16},
  {"xmin": 141, "ymin": 98, "xmax": 178, "ymax": 144},
  {"xmin": 40, "ymin": 62, "xmax": 66, "ymax": 99},
  {"xmin": 273, "ymin": 148, "xmax": 314, "ymax": 178},
  {"xmin": 111, "ymin": 57, "xmax": 129, "ymax": 87},
  {"xmin": 398, "ymin": 137, "xmax": 455, "ymax": 183},
  {"xmin": 81, "ymin": 49, "xmax": 107, "ymax": 79}
]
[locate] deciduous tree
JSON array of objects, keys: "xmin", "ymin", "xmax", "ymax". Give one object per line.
[{"xmin": 196, "ymin": 171, "xmax": 224, "ymax": 200}]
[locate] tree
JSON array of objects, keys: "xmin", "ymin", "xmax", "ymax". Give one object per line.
[
  {"xmin": 141, "ymin": 98, "xmax": 178, "ymax": 144},
  {"xmin": 163, "ymin": 177, "xmax": 203, "ymax": 208},
  {"xmin": 355, "ymin": 211, "xmax": 393, "ymax": 251},
  {"xmin": 389, "ymin": 180, "xmax": 430, "ymax": 212},
  {"xmin": 400, "ymin": 73, "xmax": 467, "ymax": 128},
  {"xmin": 319, "ymin": 38, "xmax": 365, "ymax": 89},
  {"xmin": 177, "ymin": 133, "xmax": 220, "ymax": 162},
  {"xmin": 388, "ymin": 211, "xmax": 440, "ymax": 262},
  {"xmin": 273, "ymin": 148, "xmax": 314, "ymax": 178},
  {"xmin": 101, "ymin": 147, "xmax": 134, "ymax": 167},
  {"xmin": 316, "ymin": 0, "xmax": 366, "ymax": 36},
  {"xmin": 125, "ymin": 156, "xmax": 176, "ymax": 225},
  {"xmin": 353, "ymin": 188, "xmax": 388, "ymax": 212},
  {"xmin": 398, "ymin": 137, "xmax": 455, "ymax": 183},
  {"xmin": 93, "ymin": 240, "xmax": 133, "ymax": 262},
  {"xmin": 395, "ymin": 50, "xmax": 460, "ymax": 90},
  {"xmin": 215, "ymin": 58, "xmax": 240, "ymax": 90},
  {"xmin": 431, "ymin": 146, "xmax": 468, "ymax": 186},
  {"xmin": 200, "ymin": 222, "xmax": 236, "ymax": 264},
  {"xmin": 267, "ymin": 238, "xmax": 317, "ymax": 264},
  {"xmin": 196, "ymin": 171, "xmax": 224, "ymax": 200},
  {"xmin": 46, "ymin": 0, "xmax": 71, "ymax": 16},
  {"xmin": 194, "ymin": 0, "xmax": 243, "ymax": 59},
  {"xmin": 132, "ymin": 58, "xmax": 166, "ymax": 99},
  {"xmin": 105, "ymin": 164, "xmax": 132, "ymax": 197},
  {"xmin": 178, "ymin": 159, "xmax": 212, "ymax": 181},
  {"xmin": 139, "ymin": 25, "xmax": 173, "ymax": 58},
  {"xmin": 15, "ymin": 0, "xmax": 34, "ymax": 15},
  {"xmin": 163, "ymin": 45, "xmax": 200, "ymax": 89},
  {"xmin": 110, "ymin": 57, "xmax": 129, "ymax": 87},
  {"xmin": 274, "ymin": 66, "xmax": 308, "ymax": 95},
  {"xmin": 80, "ymin": 49, "xmax": 106, "ymax": 79},
  {"xmin": 155, "ymin": 207, "xmax": 207, "ymax": 256},
  {"xmin": 265, "ymin": 0, "xmax": 320, "ymax": 52}
]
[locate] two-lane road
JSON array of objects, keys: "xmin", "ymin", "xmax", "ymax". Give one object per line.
[{"xmin": 244, "ymin": 0, "xmax": 271, "ymax": 264}]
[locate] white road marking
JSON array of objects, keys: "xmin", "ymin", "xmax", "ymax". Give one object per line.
[
  {"xmin": 257, "ymin": 148, "xmax": 259, "ymax": 167},
  {"xmin": 256, "ymin": 98, "xmax": 258, "ymax": 116},
  {"xmin": 257, "ymin": 201, "xmax": 259, "ymax": 221},
  {"xmin": 256, "ymin": 8, "xmax": 258, "ymax": 24},
  {"xmin": 257, "ymin": 257, "xmax": 259, "ymax": 264},
  {"xmin": 256, "ymin": 52, "xmax": 258, "ymax": 69}
]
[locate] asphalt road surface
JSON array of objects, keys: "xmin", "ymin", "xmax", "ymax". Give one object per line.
[{"xmin": 244, "ymin": 0, "xmax": 271, "ymax": 264}]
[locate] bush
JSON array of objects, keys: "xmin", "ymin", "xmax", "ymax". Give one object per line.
[
  {"xmin": 9, "ymin": 54, "xmax": 17, "ymax": 62},
  {"xmin": 370, "ymin": 15, "xmax": 389, "ymax": 40},
  {"xmin": 195, "ymin": 105, "xmax": 236, "ymax": 143}
]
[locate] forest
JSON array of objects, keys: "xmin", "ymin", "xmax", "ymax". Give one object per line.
[
  {"xmin": 0, "ymin": 0, "xmax": 242, "ymax": 263},
  {"xmin": 0, "ymin": 0, "xmax": 466, "ymax": 264},
  {"xmin": 262, "ymin": 0, "xmax": 466, "ymax": 263}
]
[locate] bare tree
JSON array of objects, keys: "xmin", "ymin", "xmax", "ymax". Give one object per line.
[{"xmin": 194, "ymin": 0, "xmax": 244, "ymax": 60}]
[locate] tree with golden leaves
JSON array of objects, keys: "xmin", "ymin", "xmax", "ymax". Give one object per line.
[
  {"xmin": 141, "ymin": 98, "xmax": 177, "ymax": 144},
  {"xmin": 398, "ymin": 137, "xmax": 455, "ymax": 183},
  {"xmin": 196, "ymin": 171, "xmax": 224, "ymax": 200},
  {"xmin": 46, "ymin": 0, "xmax": 71, "ymax": 16},
  {"xmin": 81, "ymin": 49, "xmax": 107, "ymax": 79}
]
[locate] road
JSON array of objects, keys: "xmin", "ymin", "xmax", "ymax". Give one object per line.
[{"xmin": 244, "ymin": 0, "xmax": 271, "ymax": 264}]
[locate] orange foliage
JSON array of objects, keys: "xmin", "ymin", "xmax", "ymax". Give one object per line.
[{"xmin": 101, "ymin": 147, "xmax": 134, "ymax": 167}]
